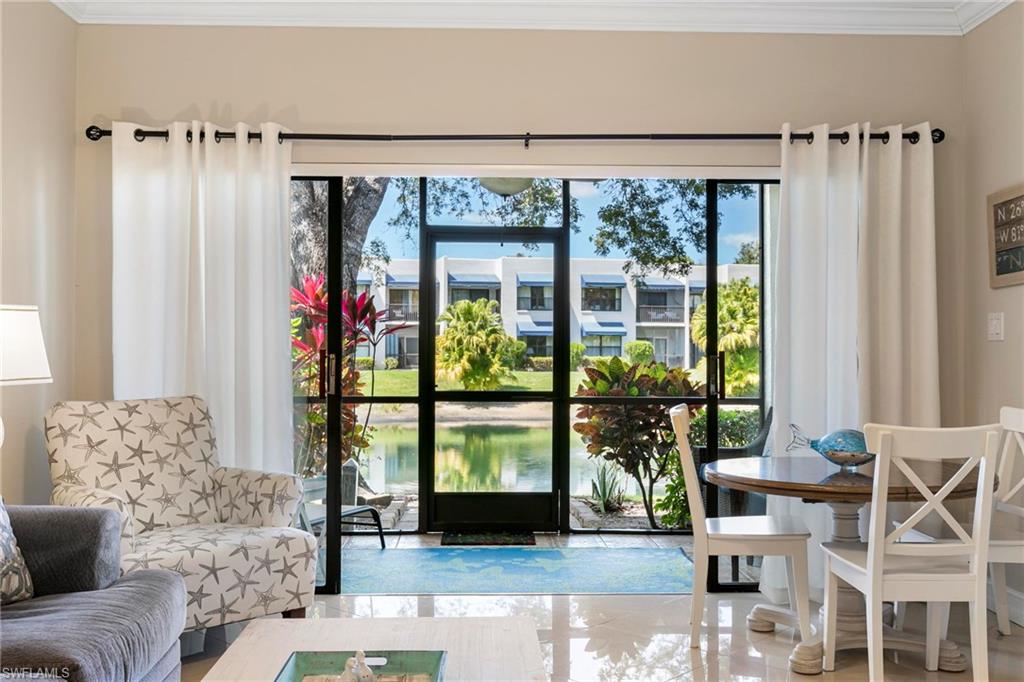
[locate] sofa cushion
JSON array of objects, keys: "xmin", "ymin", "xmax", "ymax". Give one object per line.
[
  {"xmin": 0, "ymin": 569, "xmax": 185, "ymax": 682},
  {"xmin": 122, "ymin": 524, "xmax": 315, "ymax": 630},
  {"xmin": 0, "ymin": 497, "xmax": 34, "ymax": 604}
]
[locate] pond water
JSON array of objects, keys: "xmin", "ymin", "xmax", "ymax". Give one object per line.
[{"xmin": 357, "ymin": 422, "xmax": 664, "ymax": 498}]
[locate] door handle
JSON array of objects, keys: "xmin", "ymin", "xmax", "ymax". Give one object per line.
[{"xmin": 717, "ymin": 351, "xmax": 726, "ymax": 399}]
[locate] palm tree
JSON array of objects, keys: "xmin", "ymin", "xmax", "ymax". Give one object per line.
[
  {"xmin": 689, "ymin": 278, "xmax": 760, "ymax": 396},
  {"xmin": 436, "ymin": 299, "xmax": 514, "ymax": 390}
]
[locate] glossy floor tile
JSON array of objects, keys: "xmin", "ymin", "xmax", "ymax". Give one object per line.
[{"xmin": 182, "ymin": 537, "xmax": 1023, "ymax": 681}]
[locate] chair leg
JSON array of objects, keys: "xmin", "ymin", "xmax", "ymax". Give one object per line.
[
  {"xmin": 690, "ymin": 553, "xmax": 708, "ymax": 648},
  {"xmin": 368, "ymin": 508, "xmax": 385, "ymax": 549},
  {"xmin": 892, "ymin": 601, "xmax": 907, "ymax": 630},
  {"xmin": 788, "ymin": 551, "xmax": 812, "ymax": 641},
  {"xmin": 866, "ymin": 596, "xmax": 885, "ymax": 682},
  {"xmin": 823, "ymin": 560, "xmax": 839, "ymax": 673},
  {"xmin": 926, "ymin": 602, "xmax": 949, "ymax": 671},
  {"xmin": 970, "ymin": 593, "xmax": 989, "ymax": 681},
  {"xmin": 991, "ymin": 562, "xmax": 1012, "ymax": 636}
]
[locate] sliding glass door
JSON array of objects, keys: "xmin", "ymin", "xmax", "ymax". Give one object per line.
[{"xmin": 289, "ymin": 174, "xmax": 774, "ymax": 593}]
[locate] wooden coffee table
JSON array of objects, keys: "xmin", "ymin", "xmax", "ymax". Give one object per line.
[{"xmin": 204, "ymin": 616, "xmax": 546, "ymax": 681}]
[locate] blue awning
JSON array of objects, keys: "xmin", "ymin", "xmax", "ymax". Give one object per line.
[
  {"xmin": 516, "ymin": 273, "xmax": 553, "ymax": 287},
  {"xmin": 516, "ymin": 320, "xmax": 554, "ymax": 337},
  {"xmin": 386, "ymin": 274, "xmax": 419, "ymax": 289},
  {"xmin": 448, "ymin": 273, "xmax": 500, "ymax": 288},
  {"xmin": 581, "ymin": 321, "xmax": 628, "ymax": 337},
  {"xmin": 581, "ymin": 274, "xmax": 626, "ymax": 288},
  {"xmin": 638, "ymin": 277, "xmax": 685, "ymax": 291},
  {"xmin": 356, "ymin": 271, "xmax": 373, "ymax": 286}
]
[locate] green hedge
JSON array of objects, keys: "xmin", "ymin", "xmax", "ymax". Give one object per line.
[{"xmin": 355, "ymin": 357, "xmax": 375, "ymax": 371}]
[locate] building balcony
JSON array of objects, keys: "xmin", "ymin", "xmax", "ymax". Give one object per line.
[
  {"xmin": 637, "ymin": 305, "xmax": 686, "ymax": 323},
  {"xmin": 517, "ymin": 296, "xmax": 553, "ymax": 311},
  {"xmin": 387, "ymin": 304, "xmax": 419, "ymax": 322}
]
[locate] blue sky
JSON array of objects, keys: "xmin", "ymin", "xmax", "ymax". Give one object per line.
[{"xmin": 361, "ymin": 178, "xmax": 760, "ymax": 264}]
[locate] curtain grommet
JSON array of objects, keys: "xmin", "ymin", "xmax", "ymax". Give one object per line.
[
  {"xmin": 806, "ymin": 131, "xmax": 814, "ymax": 145},
  {"xmin": 882, "ymin": 131, "xmax": 891, "ymax": 144},
  {"xmin": 186, "ymin": 130, "xmax": 193, "ymax": 143},
  {"xmin": 133, "ymin": 128, "xmax": 146, "ymax": 142},
  {"xmin": 931, "ymin": 129, "xmax": 945, "ymax": 144},
  {"xmin": 214, "ymin": 130, "xmax": 223, "ymax": 144},
  {"xmin": 840, "ymin": 131, "xmax": 850, "ymax": 145},
  {"xmin": 908, "ymin": 131, "xmax": 921, "ymax": 145}
]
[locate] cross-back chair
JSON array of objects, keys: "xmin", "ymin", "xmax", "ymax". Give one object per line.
[
  {"xmin": 822, "ymin": 422, "xmax": 1001, "ymax": 680},
  {"xmin": 669, "ymin": 404, "xmax": 813, "ymax": 646}
]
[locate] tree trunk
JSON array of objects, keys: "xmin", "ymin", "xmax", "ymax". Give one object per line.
[
  {"xmin": 341, "ymin": 177, "xmax": 390, "ymax": 290},
  {"xmin": 634, "ymin": 472, "xmax": 660, "ymax": 529}
]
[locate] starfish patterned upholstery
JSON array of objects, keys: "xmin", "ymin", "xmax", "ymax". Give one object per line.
[{"xmin": 45, "ymin": 396, "xmax": 316, "ymax": 631}]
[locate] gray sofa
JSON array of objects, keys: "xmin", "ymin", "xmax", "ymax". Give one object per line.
[{"xmin": 0, "ymin": 506, "xmax": 186, "ymax": 682}]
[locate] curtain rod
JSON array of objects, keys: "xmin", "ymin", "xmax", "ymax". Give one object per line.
[{"xmin": 84, "ymin": 125, "xmax": 945, "ymax": 147}]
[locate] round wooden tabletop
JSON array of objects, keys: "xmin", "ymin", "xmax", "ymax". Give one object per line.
[{"xmin": 703, "ymin": 456, "xmax": 979, "ymax": 504}]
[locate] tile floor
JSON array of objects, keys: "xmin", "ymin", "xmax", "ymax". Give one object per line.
[{"xmin": 182, "ymin": 535, "xmax": 1022, "ymax": 681}]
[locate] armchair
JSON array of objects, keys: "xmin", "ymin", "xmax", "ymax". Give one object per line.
[{"xmin": 45, "ymin": 396, "xmax": 316, "ymax": 632}]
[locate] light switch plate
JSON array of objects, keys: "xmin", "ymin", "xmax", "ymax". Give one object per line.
[{"xmin": 987, "ymin": 312, "xmax": 1005, "ymax": 341}]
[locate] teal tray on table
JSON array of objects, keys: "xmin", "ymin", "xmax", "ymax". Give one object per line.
[{"xmin": 274, "ymin": 650, "xmax": 447, "ymax": 681}]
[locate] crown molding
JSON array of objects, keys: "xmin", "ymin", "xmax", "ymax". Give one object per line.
[{"xmin": 50, "ymin": 1, "xmax": 1015, "ymax": 36}]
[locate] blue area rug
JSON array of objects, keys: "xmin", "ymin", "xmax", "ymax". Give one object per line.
[{"xmin": 341, "ymin": 547, "xmax": 692, "ymax": 595}]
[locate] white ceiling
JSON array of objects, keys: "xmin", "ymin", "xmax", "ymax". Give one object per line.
[{"xmin": 51, "ymin": 1, "xmax": 1014, "ymax": 35}]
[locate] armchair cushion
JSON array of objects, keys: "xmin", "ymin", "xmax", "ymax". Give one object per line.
[
  {"xmin": 0, "ymin": 569, "xmax": 186, "ymax": 682},
  {"xmin": 214, "ymin": 467, "xmax": 304, "ymax": 527},
  {"xmin": 121, "ymin": 524, "xmax": 315, "ymax": 630},
  {"xmin": 51, "ymin": 485, "xmax": 135, "ymax": 556},
  {"xmin": 6, "ymin": 506, "xmax": 122, "ymax": 598}
]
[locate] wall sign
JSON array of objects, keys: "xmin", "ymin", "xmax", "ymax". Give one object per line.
[{"xmin": 989, "ymin": 183, "xmax": 1024, "ymax": 288}]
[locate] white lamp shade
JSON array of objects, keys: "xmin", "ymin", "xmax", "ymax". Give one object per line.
[{"xmin": 0, "ymin": 305, "xmax": 52, "ymax": 385}]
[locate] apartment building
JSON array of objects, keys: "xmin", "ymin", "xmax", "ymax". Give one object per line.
[{"xmin": 357, "ymin": 257, "xmax": 758, "ymax": 369}]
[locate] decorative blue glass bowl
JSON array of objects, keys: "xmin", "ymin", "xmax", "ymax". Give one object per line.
[{"xmin": 788, "ymin": 424, "xmax": 875, "ymax": 472}]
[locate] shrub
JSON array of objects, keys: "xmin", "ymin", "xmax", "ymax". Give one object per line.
[
  {"xmin": 529, "ymin": 356, "xmax": 553, "ymax": 371},
  {"xmin": 573, "ymin": 357, "xmax": 698, "ymax": 528},
  {"xmin": 436, "ymin": 299, "xmax": 513, "ymax": 390},
  {"xmin": 625, "ymin": 340, "xmax": 655, "ymax": 365},
  {"xmin": 355, "ymin": 357, "xmax": 375, "ymax": 371},
  {"xmin": 580, "ymin": 355, "xmax": 619, "ymax": 369},
  {"xmin": 504, "ymin": 339, "xmax": 529, "ymax": 370},
  {"xmin": 569, "ymin": 342, "xmax": 586, "ymax": 370},
  {"xmin": 384, "ymin": 357, "xmax": 399, "ymax": 370},
  {"xmin": 689, "ymin": 408, "xmax": 761, "ymax": 448}
]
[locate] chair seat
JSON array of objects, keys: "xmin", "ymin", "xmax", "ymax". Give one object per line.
[
  {"xmin": 122, "ymin": 524, "xmax": 316, "ymax": 631},
  {"xmin": 705, "ymin": 514, "xmax": 811, "ymax": 539},
  {"xmin": 822, "ymin": 542, "xmax": 972, "ymax": 578}
]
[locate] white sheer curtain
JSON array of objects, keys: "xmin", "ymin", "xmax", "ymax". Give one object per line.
[
  {"xmin": 112, "ymin": 121, "xmax": 294, "ymax": 473},
  {"xmin": 763, "ymin": 122, "xmax": 940, "ymax": 602}
]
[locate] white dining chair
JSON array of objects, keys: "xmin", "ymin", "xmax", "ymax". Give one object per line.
[
  {"xmin": 893, "ymin": 406, "xmax": 1024, "ymax": 652},
  {"xmin": 822, "ymin": 423, "xmax": 1001, "ymax": 681},
  {"xmin": 668, "ymin": 404, "xmax": 814, "ymax": 646}
]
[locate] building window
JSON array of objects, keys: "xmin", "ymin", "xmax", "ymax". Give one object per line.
[
  {"xmin": 519, "ymin": 335, "xmax": 553, "ymax": 357},
  {"xmin": 517, "ymin": 285, "xmax": 553, "ymax": 311},
  {"xmin": 583, "ymin": 335, "xmax": 622, "ymax": 357},
  {"xmin": 450, "ymin": 288, "xmax": 497, "ymax": 304},
  {"xmin": 582, "ymin": 287, "xmax": 621, "ymax": 312}
]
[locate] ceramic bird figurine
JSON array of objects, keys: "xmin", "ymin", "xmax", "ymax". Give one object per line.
[{"xmin": 787, "ymin": 424, "xmax": 874, "ymax": 471}]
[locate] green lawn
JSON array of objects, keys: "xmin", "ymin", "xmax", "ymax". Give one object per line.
[{"xmin": 358, "ymin": 369, "xmax": 588, "ymax": 396}]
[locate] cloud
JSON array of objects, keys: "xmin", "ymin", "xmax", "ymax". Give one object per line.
[{"xmin": 720, "ymin": 232, "xmax": 757, "ymax": 248}]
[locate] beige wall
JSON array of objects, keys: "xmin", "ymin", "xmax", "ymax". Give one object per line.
[
  {"xmin": 0, "ymin": 1, "xmax": 77, "ymax": 503},
  {"xmin": 962, "ymin": 3, "xmax": 1024, "ymax": 603},
  {"xmin": 73, "ymin": 24, "xmax": 970, "ymax": 419}
]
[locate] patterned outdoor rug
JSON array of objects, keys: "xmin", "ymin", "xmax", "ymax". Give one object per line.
[
  {"xmin": 340, "ymin": 547, "xmax": 692, "ymax": 595},
  {"xmin": 440, "ymin": 531, "xmax": 536, "ymax": 546}
]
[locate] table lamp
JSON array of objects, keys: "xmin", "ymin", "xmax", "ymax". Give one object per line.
[{"xmin": 0, "ymin": 305, "xmax": 53, "ymax": 448}]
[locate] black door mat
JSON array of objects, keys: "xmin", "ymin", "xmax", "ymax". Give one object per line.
[{"xmin": 440, "ymin": 531, "xmax": 536, "ymax": 546}]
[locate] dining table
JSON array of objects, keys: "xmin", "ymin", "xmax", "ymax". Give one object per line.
[{"xmin": 703, "ymin": 455, "xmax": 978, "ymax": 676}]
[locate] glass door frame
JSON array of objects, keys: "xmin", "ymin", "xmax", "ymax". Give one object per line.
[
  {"xmin": 305, "ymin": 173, "xmax": 774, "ymax": 594},
  {"xmin": 419, "ymin": 178, "xmax": 569, "ymax": 531}
]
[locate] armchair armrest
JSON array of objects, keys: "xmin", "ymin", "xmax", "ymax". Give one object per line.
[
  {"xmin": 214, "ymin": 467, "xmax": 304, "ymax": 527},
  {"xmin": 6, "ymin": 506, "xmax": 122, "ymax": 596},
  {"xmin": 51, "ymin": 484, "xmax": 135, "ymax": 556}
]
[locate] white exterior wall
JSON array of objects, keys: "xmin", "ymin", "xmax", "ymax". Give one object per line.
[{"xmin": 362, "ymin": 257, "xmax": 759, "ymax": 368}]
